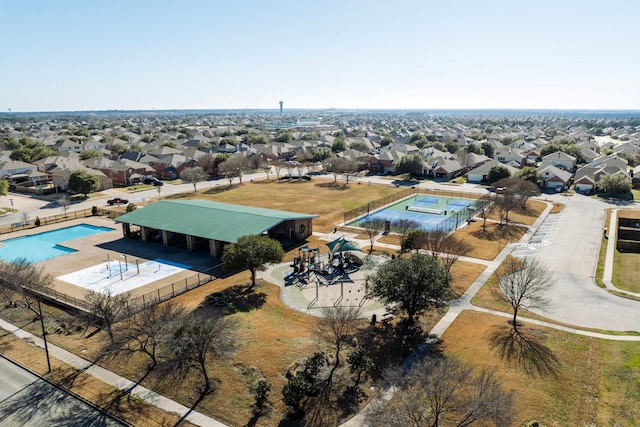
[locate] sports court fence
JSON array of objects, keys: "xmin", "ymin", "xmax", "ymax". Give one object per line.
[{"xmin": 343, "ymin": 187, "xmax": 494, "ymax": 232}]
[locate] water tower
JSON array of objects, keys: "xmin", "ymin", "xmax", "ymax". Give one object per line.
[{"xmin": 279, "ymin": 101, "xmax": 283, "ymax": 115}]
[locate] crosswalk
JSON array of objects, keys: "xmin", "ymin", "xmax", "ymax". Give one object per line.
[{"xmin": 511, "ymin": 213, "xmax": 563, "ymax": 259}]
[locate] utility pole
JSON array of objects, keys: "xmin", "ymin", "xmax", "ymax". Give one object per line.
[{"xmin": 37, "ymin": 298, "xmax": 51, "ymax": 372}]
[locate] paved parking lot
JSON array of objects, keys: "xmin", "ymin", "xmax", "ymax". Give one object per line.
[{"xmin": 524, "ymin": 195, "xmax": 640, "ymax": 331}]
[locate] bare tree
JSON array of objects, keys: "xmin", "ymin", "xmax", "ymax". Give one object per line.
[
  {"xmin": 317, "ymin": 306, "xmax": 361, "ymax": 384},
  {"xmin": 21, "ymin": 211, "xmax": 29, "ymax": 229},
  {"xmin": 324, "ymin": 156, "xmax": 357, "ymax": 184},
  {"xmin": 362, "ymin": 217, "xmax": 385, "ymax": 252},
  {"xmin": 478, "ymin": 200, "xmax": 495, "ymax": 232},
  {"xmin": 424, "ymin": 233, "xmax": 471, "ymax": 276},
  {"xmin": 170, "ymin": 313, "xmax": 239, "ymax": 393},
  {"xmin": 58, "ymin": 195, "xmax": 71, "ymax": 218},
  {"xmin": 494, "ymin": 177, "xmax": 541, "ymax": 209},
  {"xmin": 86, "ymin": 289, "xmax": 131, "ymax": 343},
  {"xmin": 122, "ymin": 302, "xmax": 185, "ymax": 367},
  {"xmin": 0, "ymin": 258, "xmax": 53, "ymax": 316},
  {"xmin": 494, "ymin": 191, "xmax": 519, "ymax": 225},
  {"xmin": 497, "ymin": 257, "xmax": 553, "ymax": 332},
  {"xmin": 219, "ymin": 156, "xmax": 249, "ymax": 186},
  {"xmin": 196, "ymin": 153, "xmax": 216, "ymax": 176},
  {"xmin": 368, "ymin": 357, "xmax": 514, "ymax": 427},
  {"xmin": 179, "ymin": 166, "xmax": 205, "ymax": 192}
]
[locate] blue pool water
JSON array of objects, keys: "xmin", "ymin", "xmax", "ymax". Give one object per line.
[{"xmin": 0, "ymin": 224, "xmax": 113, "ymax": 263}]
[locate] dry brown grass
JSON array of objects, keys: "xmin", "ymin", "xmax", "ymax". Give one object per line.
[
  {"xmin": 549, "ymin": 202, "xmax": 565, "ymax": 213},
  {"xmin": 442, "ymin": 310, "xmax": 600, "ymax": 426},
  {"xmin": 449, "ymin": 260, "xmax": 486, "ymax": 297},
  {"xmin": 488, "ymin": 199, "xmax": 546, "ymax": 225},
  {"xmin": 454, "ymin": 221, "xmax": 527, "ymax": 260},
  {"xmin": 169, "ymin": 179, "xmax": 403, "ymax": 233}
]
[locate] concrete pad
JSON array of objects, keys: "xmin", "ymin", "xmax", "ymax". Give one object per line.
[{"xmin": 57, "ymin": 258, "xmax": 192, "ymax": 296}]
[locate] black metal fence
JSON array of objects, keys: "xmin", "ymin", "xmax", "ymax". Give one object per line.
[
  {"xmin": 38, "ymin": 267, "xmax": 217, "ymax": 314},
  {"xmin": 0, "ymin": 207, "xmax": 124, "ymax": 236},
  {"xmin": 343, "ymin": 186, "xmax": 490, "ymax": 226}
]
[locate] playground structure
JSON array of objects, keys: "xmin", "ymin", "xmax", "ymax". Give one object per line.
[{"xmin": 285, "ymin": 238, "xmax": 370, "ymax": 309}]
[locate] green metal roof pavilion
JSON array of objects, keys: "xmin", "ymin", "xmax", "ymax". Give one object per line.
[{"xmin": 115, "ymin": 200, "xmax": 318, "ymax": 243}]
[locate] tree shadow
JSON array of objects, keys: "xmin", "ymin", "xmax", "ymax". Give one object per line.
[
  {"xmin": 469, "ymin": 224, "xmax": 523, "ymax": 241},
  {"xmin": 488, "ymin": 325, "xmax": 560, "ymax": 378},
  {"xmin": 336, "ymin": 385, "xmax": 367, "ymax": 420},
  {"xmin": 202, "ymin": 285, "xmax": 267, "ymax": 315},
  {"xmin": 355, "ymin": 320, "xmax": 440, "ymax": 378},
  {"xmin": 314, "ymin": 182, "xmax": 349, "ymax": 190},
  {"xmin": 0, "ymin": 375, "xmax": 125, "ymax": 426}
]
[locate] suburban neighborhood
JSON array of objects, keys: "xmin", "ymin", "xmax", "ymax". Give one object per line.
[{"xmin": 0, "ymin": 110, "xmax": 640, "ymax": 426}]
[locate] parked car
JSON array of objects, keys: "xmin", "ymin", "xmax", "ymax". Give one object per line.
[
  {"xmin": 107, "ymin": 197, "xmax": 129, "ymax": 205},
  {"xmin": 143, "ymin": 177, "xmax": 164, "ymax": 186}
]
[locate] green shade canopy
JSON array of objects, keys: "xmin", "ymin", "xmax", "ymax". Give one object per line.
[{"xmin": 326, "ymin": 236, "xmax": 360, "ymax": 253}]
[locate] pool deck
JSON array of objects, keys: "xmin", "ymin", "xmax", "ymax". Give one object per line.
[{"xmin": 3, "ymin": 216, "xmax": 220, "ymax": 302}]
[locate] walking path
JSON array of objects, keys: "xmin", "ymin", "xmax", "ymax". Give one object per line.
[{"xmin": 0, "ymin": 318, "xmax": 228, "ymax": 427}]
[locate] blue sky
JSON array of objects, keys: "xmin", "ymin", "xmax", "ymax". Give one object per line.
[{"xmin": 2, "ymin": 0, "xmax": 638, "ymax": 112}]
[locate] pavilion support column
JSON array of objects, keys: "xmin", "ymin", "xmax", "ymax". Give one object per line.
[
  {"xmin": 140, "ymin": 227, "xmax": 149, "ymax": 242},
  {"xmin": 186, "ymin": 235, "xmax": 194, "ymax": 252},
  {"xmin": 162, "ymin": 230, "xmax": 169, "ymax": 247},
  {"xmin": 122, "ymin": 223, "xmax": 131, "ymax": 238},
  {"xmin": 209, "ymin": 239, "xmax": 221, "ymax": 257}
]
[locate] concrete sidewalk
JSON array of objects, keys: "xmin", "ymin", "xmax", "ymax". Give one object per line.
[{"xmin": 0, "ymin": 318, "xmax": 228, "ymax": 427}]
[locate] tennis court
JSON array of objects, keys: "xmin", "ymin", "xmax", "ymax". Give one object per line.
[{"xmin": 348, "ymin": 195, "xmax": 484, "ymax": 233}]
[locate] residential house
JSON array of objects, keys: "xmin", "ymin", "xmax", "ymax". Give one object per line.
[
  {"xmin": 573, "ymin": 155, "xmax": 629, "ymax": 193},
  {"xmin": 466, "ymin": 160, "xmax": 519, "ymax": 183},
  {"xmin": 370, "ymin": 150, "xmax": 404, "ymax": 174},
  {"xmin": 92, "ymin": 158, "xmax": 155, "ymax": 186},
  {"xmin": 540, "ymin": 151, "xmax": 577, "ymax": 172},
  {"xmin": 54, "ymin": 139, "xmax": 85, "ymax": 153},
  {"xmin": 494, "ymin": 146, "xmax": 525, "ymax": 167},
  {"xmin": 0, "ymin": 160, "xmax": 38, "ymax": 178},
  {"xmin": 537, "ymin": 164, "xmax": 572, "ymax": 192},
  {"xmin": 424, "ymin": 156, "xmax": 463, "ymax": 179}
]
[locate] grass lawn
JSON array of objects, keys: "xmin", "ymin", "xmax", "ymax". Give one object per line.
[
  {"xmin": 170, "ymin": 179, "xmax": 404, "ymax": 233},
  {"xmin": 612, "ymin": 250, "xmax": 640, "ymax": 292},
  {"xmin": 441, "ymin": 310, "xmax": 640, "ymax": 426},
  {"xmin": 454, "ymin": 221, "xmax": 527, "ymax": 260},
  {"xmin": 487, "ymin": 199, "xmax": 547, "ymax": 226}
]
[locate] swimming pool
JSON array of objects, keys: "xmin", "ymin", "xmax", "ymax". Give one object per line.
[{"xmin": 0, "ymin": 224, "xmax": 114, "ymax": 264}]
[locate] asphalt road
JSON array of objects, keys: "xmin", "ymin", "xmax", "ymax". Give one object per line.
[{"xmin": 0, "ymin": 356, "xmax": 127, "ymax": 426}]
